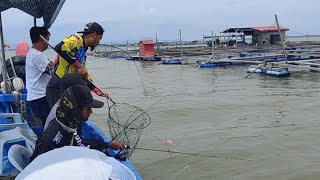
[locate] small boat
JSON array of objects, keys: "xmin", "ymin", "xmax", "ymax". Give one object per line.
[
  {"xmin": 0, "ymin": 1, "xmax": 142, "ymax": 179},
  {"xmin": 247, "ymin": 66, "xmax": 267, "ymax": 73},
  {"xmin": 247, "ymin": 65, "xmax": 290, "ymax": 77},
  {"xmin": 266, "ymin": 68, "xmax": 290, "ymax": 77}
]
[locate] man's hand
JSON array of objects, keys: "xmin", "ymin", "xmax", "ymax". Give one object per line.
[
  {"xmin": 96, "ymin": 91, "xmax": 111, "ymax": 99},
  {"xmin": 44, "ymin": 61, "xmax": 54, "ymax": 75},
  {"xmin": 93, "ymin": 89, "xmax": 112, "ymax": 100},
  {"xmin": 74, "ymin": 65, "xmax": 88, "ymax": 80},
  {"xmin": 107, "ymin": 140, "xmax": 124, "ymax": 150}
]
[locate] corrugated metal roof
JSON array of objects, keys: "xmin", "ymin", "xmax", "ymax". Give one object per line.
[
  {"xmin": 251, "ymin": 26, "xmax": 289, "ymax": 32},
  {"xmin": 139, "ymin": 40, "xmax": 155, "ymax": 45}
]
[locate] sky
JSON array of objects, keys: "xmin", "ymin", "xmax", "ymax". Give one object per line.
[{"xmin": 1, "ymin": 0, "xmax": 319, "ymax": 46}]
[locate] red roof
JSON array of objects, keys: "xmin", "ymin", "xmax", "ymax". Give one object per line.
[
  {"xmin": 139, "ymin": 40, "xmax": 155, "ymax": 45},
  {"xmin": 251, "ymin": 26, "xmax": 289, "ymax": 32}
]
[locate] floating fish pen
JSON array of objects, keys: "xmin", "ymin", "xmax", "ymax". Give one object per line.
[
  {"xmin": 162, "ymin": 29, "xmax": 186, "ymax": 65},
  {"xmin": 239, "ymin": 52, "xmax": 270, "ymax": 58},
  {"xmin": 145, "ymin": 56, "xmax": 162, "ymax": 61},
  {"xmin": 126, "ymin": 56, "xmax": 145, "ymax": 61},
  {"xmin": 108, "ymin": 54, "xmax": 127, "ymax": 59},
  {"xmin": 199, "ymin": 61, "xmax": 244, "ymax": 68},
  {"xmin": 162, "ymin": 59, "xmax": 183, "ymax": 64},
  {"xmin": 126, "ymin": 56, "xmax": 161, "ymax": 61}
]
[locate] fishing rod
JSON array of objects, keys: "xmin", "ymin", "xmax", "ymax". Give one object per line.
[
  {"xmin": 98, "ymin": 44, "xmax": 133, "ymax": 58},
  {"xmin": 130, "ymin": 147, "xmax": 251, "ymax": 161},
  {"xmin": 40, "ymin": 36, "xmax": 109, "ymax": 98},
  {"xmin": 40, "ymin": 35, "xmax": 146, "ymax": 98},
  {"xmin": 97, "ymin": 44, "xmax": 147, "ymax": 97}
]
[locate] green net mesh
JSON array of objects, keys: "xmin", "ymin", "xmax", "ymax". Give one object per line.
[{"xmin": 107, "ymin": 103, "xmax": 151, "ymax": 157}]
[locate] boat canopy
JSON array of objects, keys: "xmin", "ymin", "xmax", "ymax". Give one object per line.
[
  {"xmin": 0, "ymin": 0, "xmax": 66, "ymax": 28},
  {"xmin": 0, "ymin": 0, "xmax": 66, "ymax": 90}
]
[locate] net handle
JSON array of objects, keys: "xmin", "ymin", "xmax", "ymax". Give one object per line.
[{"xmin": 107, "ymin": 98, "xmax": 115, "ymax": 109}]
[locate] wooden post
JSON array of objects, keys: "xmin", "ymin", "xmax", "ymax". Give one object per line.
[
  {"xmin": 219, "ymin": 32, "xmax": 222, "ymax": 47},
  {"xmin": 0, "ymin": 12, "xmax": 8, "ymax": 86},
  {"xmin": 215, "ymin": 33, "xmax": 217, "ymax": 47},
  {"xmin": 127, "ymin": 40, "xmax": 129, "ymax": 51},
  {"xmin": 179, "ymin": 29, "xmax": 183, "ymax": 59},
  {"xmin": 111, "ymin": 41, "xmax": 114, "ymax": 54},
  {"xmin": 275, "ymin": 14, "xmax": 288, "ymax": 63},
  {"xmin": 203, "ymin": 34, "xmax": 205, "ymax": 48},
  {"xmin": 226, "ymin": 26, "xmax": 229, "ymax": 46},
  {"xmin": 155, "ymin": 33, "xmax": 159, "ymax": 56},
  {"xmin": 211, "ymin": 31, "xmax": 214, "ymax": 57}
]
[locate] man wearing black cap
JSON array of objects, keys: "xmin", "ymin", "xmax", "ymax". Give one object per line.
[
  {"xmin": 43, "ymin": 73, "xmax": 87, "ymax": 131},
  {"xmin": 30, "ymin": 84, "xmax": 123, "ymax": 162},
  {"xmin": 46, "ymin": 22, "xmax": 110, "ymax": 109}
]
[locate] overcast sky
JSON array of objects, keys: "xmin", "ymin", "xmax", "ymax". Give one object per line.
[{"xmin": 1, "ymin": 0, "xmax": 319, "ymax": 46}]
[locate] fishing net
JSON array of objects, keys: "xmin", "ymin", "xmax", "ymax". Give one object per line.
[{"xmin": 107, "ymin": 103, "xmax": 151, "ymax": 157}]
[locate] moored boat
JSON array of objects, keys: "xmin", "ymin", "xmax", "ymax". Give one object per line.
[
  {"xmin": 247, "ymin": 66, "xmax": 268, "ymax": 73},
  {"xmin": 266, "ymin": 67, "xmax": 290, "ymax": 77},
  {"xmin": 247, "ymin": 65, "xmax": 290, "ymax": 77}
]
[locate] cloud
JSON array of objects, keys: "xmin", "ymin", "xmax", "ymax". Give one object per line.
[
  {"xmin": 1, "ymin": 0, "xmax": 320, "ymax": 45},
  {"xmin": 142, "ymin": 7, "xmax": 157, "ymax": 15}
]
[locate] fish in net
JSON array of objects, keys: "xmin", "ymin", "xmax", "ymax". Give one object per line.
[{"xmin": 107, "ymin": 102, "xmax": 151, "ymax": 157}]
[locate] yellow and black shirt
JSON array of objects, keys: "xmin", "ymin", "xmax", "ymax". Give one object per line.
[{"xmin": 50, "ymin": 34, "xmax": 97, "ymax": 91}]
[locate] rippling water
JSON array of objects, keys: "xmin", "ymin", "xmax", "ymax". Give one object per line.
[{"xmin": 47, "ymin": 52, "xmax": 320, "ymax": 180}]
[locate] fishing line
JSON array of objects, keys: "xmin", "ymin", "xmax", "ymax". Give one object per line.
[
  {"xmin": 132, "ymin": 147, "xmax": 251, "ymax": 161},
  {"xmin": 110, "ymin": 95, "xmax": 168, "ymax": 141},
  {"xmin": 97, "ymin": 44, "xmax": 147, "ymax": 97}
]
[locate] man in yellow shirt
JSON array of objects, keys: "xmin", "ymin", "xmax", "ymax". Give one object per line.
[{"xmin": 46, "ymin": 22, "xmax": 110, "ymax": 108}]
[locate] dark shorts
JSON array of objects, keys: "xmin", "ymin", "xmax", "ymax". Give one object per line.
[{"xmin": 28, "ymin": 96, "xmax": 50, "ymax": 126}]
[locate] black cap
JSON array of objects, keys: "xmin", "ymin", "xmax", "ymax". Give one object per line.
[
  {"xmin": 71, "ymin": 85, "xmax": 104, "ymax": 108},
  {"xmin": 60, "ymin": 74, "xmax": 87, "ymax": 95},
  {"xmin": 77, "ymin": 22, "xmax": 104, "ymax": 34}
]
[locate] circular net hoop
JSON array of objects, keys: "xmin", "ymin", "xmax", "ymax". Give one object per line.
[{"xmin": 107, "ymin": 103, "xmax": 151, "ymax": 157}]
